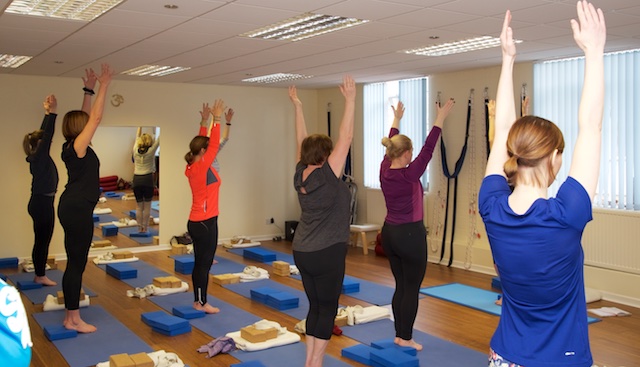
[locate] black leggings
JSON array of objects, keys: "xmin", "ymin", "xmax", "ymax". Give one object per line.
[
  {"xmin": 381, "ymin": 221, "xmax": 427, "ymax": 340},
  {"xmin": 28, "ymin": 194, "xmax": 55, "ymax": 277},
  {"xmin": 294, "ymin": 242, "xmax": 347, "ymax": 340},
  {"xmin": 188, "ymin": 216, "xmax": 218, "ymax": 305},
  {"xmin": 133, "ymin": 173, "xmax": 154, "ymax": 202},
  {"xmin": 58, "ymin": 196, "xmax": 95, "ymax": 310}
]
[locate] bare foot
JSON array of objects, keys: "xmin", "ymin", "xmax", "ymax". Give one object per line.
[
  {"xmin": 64, "ymin": 320, "xmax": 97, "ymax": 333},
  {"xmin": 194, "ymin": 302, "xmax": 220, "ymax": 314},
  {"xmin": 495, "ymin": 297, "xmax": 502, "ymax": 306},
  {"xmin": 34, "ymin": 275, "xmax": 57, "ymax": 286},
  {"xmin": 396, "ymin": 338, "xmax": 423, "ymax": 351},
  {"xmin": 212, "ymin": 259, "xmax": 218, "ymax": 265}
]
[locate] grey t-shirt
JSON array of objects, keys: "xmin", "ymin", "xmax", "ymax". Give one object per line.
[{"xmin": 292, "ymin": 161, "xmax": 351, "ymax": 252}]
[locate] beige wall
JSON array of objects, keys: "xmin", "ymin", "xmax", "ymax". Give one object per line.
[
  {"xmin": 1, "ymin": 73, "xmax": 316, "ymax": 258},
  {"xmin": 3, "ymin": 64, "xmax": 639, "ymax": 306}
]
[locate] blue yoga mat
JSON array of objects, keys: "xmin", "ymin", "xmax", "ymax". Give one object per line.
[
  {"xmin": 32, "ymin": 305, "xmax": 153, "ymax": 367},
  {"xmin": 224, "ymin": 279, "xmax": 310, "ymax": 320},
  {"xmin": 118, "ymin": 227, "xmax": 159, "ymax": 244},
  {"xmin": 341, "ymin": 275, "xmax": 399, "ymax": 306},
  {"xmin": 151, "ymin": 200, "xmax": 160, "ymax": 212},
  {"xmin": 7, "ymin": 270, "xmax": 97, "ymax": 304},
  {"xmin": 420, "ymin": 283, "xmax": 600, "ymax": 324},
  {"xmin": 149, "ymin": 292, "xmax": 261, "ymax": 337},
  {"xmin": 94, "ymin": 214, "xmax": 119, "ymax": 228},
  {"xmin": 232, "ymin": 342, "xmax": 351, "ymax": 367},
  {"xmin": 96, "ymin": 260, "xmax": 171, "ymax": 288},
  {"xmin": 341, "ymin": 318, "xmax": 487, "ymax": 366}
]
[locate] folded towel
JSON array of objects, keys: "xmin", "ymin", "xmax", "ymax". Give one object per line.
[
  {"xmin": 338, "ymin": 305, "xmax": 390, "ymax": 325},
  {"xmin": 92, "ymin": 253, "xmax": 139, "ymax": 265},
  {"xmin": 93, "ymin": 208, "xmax": 112, "ymax": 214},
  {"xmin": 235, "ymin": 266, "xmax": 270, "ymax": 282},
  {"xmin": 226, "ymin": 321, "xmax": 300, "ymax": 351},
  {"xmin": 110, "ymin": 219, "xmax": 138, "ymax": 228},
  {"xmin": 126, "ymin": 282, "xmax": 189, "ymax": 298},
  {"xmin": 43, "ymin": 294, "xmax": 90, "ymax": 312}
]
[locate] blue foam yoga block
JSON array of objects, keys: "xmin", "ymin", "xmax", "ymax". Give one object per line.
[
  {"xmin": 231, "ymin": 361, "xmax": 268, "ymax": 367},
  {"xmin": 102, "ymin": 224, "xmax": 119, "ymax": 237},
  {"xmin": 130, "ymin": 231, "xmax": 152, "ymax": 238},
  {"xmin": 342, "ymin": 278, "xmax": 360, "ymax": 294},
  {"xmin": 174, "ymin": 256, "xmax": 195, "ymax": 275},
  {"xmin": 491, "ymin": 276, "xmax": 502, "ymax": 290},
  {"xmin": 265, "ymin": 291, "xmax": 299, "ymax": 309},
  {"xmin": 242, "ymin": 248, "xmax": 276, "ymax": 262},
  {"xmin": 16, "ymin": 280, "xmax": 43, "ymax": 290},
  {"xmin": 371, "ymin": 339, "xmax": 417, "ymax": 356},
  {"xmin": 370, "ymin": 348, "xmax": 419, "ymax": 367},
  {"xmin": 43, "ymin": 325, "xmax": 78, "ymax": 341},
  {"xmin": 93, "ymin": 214, "xmax": 99, "ymax": 222},
  {"xmin": 172, "ymin": 306, "xmax": 205, "ymax": 319},
  {"xmin": 250, "ymin": 287, "xmax": 278, "ymax": 303},
  {"xmin": 129, "ymin": 210, "xmax": 137, "ymax": 218},
  {"xmin": 106, "ymin": 263, "xmax": 137, "ymax": 279},
  {"xmin": 152, "ymin": 324, "xmax": 191, "ymax": 336},
  {"xmin": 141, "ymin": 311, "xmax": 189, "ymax": 332},
  {"xmin": 341, "ymin": 344, "xmax": 377, "ymax": 365},
  {"xmin": 0, "ymin": 257, "xmax": 19, "ymax": 268}
]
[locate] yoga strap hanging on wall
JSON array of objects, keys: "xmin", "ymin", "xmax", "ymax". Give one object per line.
[
  {"xmin": 484, "ymin": 88, "xmax": 490, "ymax": 159},
  {"xmin": 439, "ymin": 89, "xmax": 473, "ymax": 267}
]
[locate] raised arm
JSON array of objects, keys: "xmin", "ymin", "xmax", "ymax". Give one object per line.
[
  {"xmin": 568, "ymin": 0, "xmax": 606, "ymax": 198},
  {"xmin": 41, "ymin": 94, "xmax": 57, "ymax": 145},
  {"xmin": 199, "ymin": 103, "xmax": 211, "ymax": 137},
  {"xmin": 390, "ymin": 101, "xmax": 404, "ymax": 133},
  {"xmin": 488, "ymin": 99, "xmax": 496, "ymax": 149},
  {"xmin": 201, "ymin": 99, "xmax": 224, "ymax": 166},
  {"xmin": 327, "ymin": 75, "xmax": 356, "ymax": 178},
  {"xmin": 222, "ymin": 108, "xmax": 234, "ymax": 142},
  {"xmin": 73, "ymin": 64, "xmax": 114, "ymax": 158},
  {"xmin": 289, "ymin": 86, "xmax": 307, "ymax": 162},
  {"xmin": 81, "ymin": 68, "xmax": 97, "ymax": 114},
  {"xmin": 485, "ymin": 10, "xmax": 518, "ymax": 178}
]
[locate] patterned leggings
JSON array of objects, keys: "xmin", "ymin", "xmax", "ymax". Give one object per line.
[{"xmin": 488, "ymin": 349, "xmax": 524, "ymax": 367}]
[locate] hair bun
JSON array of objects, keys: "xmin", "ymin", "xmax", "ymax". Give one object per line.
[{"xmin": 381, "ymin": 137, "xmax": 392, "ymax": 148}]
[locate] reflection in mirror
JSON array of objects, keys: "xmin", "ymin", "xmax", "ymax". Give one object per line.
[{"xmin": 90, "ymin": 126, "xmax": 160, "ymax": 250}]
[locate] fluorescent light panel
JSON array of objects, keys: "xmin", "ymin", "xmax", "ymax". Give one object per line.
[
  {"xmin": 121, "ymin": 64, "xmax": 191, "ymax": 77},
  {"xmin": 242, "ymin": 73, "xmax": 312, "ymax": 84},
  {"xmin": 0, "ymin": 54, "xmax": 32, "ymax": 68},
  {"xmin": 6, "ymin": 0, "xmax": 124, "ymax": 21},
  {"xmin": 404, "ymin": 36, "xmax": 523, "ymax": 57},
  {"xmin": 241, "ymin": 12, "xmax": 369, "ymax": 42}
]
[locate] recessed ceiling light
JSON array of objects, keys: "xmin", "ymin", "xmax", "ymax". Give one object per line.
[
  {"xmin": 242, "ymin": 73, "xmax": 313, "ymax": 84},
  {"xmin": 0, "ymin": 54, "xmax": 32, "ymax": 68},
  {"xmin": 121, "ymin": 64, "xmax": 191, "ymax": 77},
  {"xmin": 429, "ymin": 36, "xmax": 440, "ymax": 40},
  {"xmin": 54, "ymin": 60, "xmax": 63, "ymax": 64},
  {"xmin": 164, "ymin": 4, "xmax": 178, "ymax": 10},
  {"xmin": 6, "ymin": 0, "xmax": 124, "ymax": 21},
  {"xmin": 403, "ymin": 36, "xmax": 523, "ymax": 57},
  {"xmin": 241, "ymin": 12, "xmax": 369, "ymax": 42}
]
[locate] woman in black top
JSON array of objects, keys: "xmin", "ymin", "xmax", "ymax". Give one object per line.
[
  {"xmin": 24, "ymin": 94, "xmax": 59, "ymax": 286},
  {"xmin": 58, "ymin": 64, "xmax": 113, "ymax": 333}
]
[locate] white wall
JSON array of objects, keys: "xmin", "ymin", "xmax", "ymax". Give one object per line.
[{"xmin": 1, "ymin": 73, "xmax": 317, "ymax": 258}]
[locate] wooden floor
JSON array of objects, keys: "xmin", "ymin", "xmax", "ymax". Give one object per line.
[{"xmin": 13, "ymin": 240, "xmax": 640, "ymax": 367}]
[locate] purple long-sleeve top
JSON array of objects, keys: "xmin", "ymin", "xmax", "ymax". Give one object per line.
[{"xmin": 379, "ymin": 126, "xmax": 442, "ymax": 224}]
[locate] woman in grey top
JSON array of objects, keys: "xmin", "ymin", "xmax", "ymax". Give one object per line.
[
  {"xmin": 132, "ymin": 127, "xmax": 159, "ymax": 232},
  {"xmin": 290, "ymin": 76, "xmax": 355, "ymax": 367}
]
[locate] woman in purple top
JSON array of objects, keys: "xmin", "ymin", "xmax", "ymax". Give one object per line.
[
  {"xmin": 379, "ymin": 98, "xmax": 454, "ymax": 350},
  {"xmin": 479, "ymin": 2, "xmax": 605, "ymax": 366}
]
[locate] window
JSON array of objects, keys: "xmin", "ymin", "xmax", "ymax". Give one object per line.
[
  {"xmin": 534, "ymin": 49, "xmax": 640, "ymax": 210},
  {"xmin": 363, "ymin": 77, "xmax": 430, "ymax": 189}
]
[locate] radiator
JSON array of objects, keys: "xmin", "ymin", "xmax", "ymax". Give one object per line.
[{"xmin": 582, "ymin": 210, "xmax": 640, "ymax": 275}]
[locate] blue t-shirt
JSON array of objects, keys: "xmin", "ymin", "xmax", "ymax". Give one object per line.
[
  {"xmin": 479, "ymin": 175, "xmax": 593, "ymax": 367},
  {"xmin": 0, "ymin": 280, "xmax": 32, "ymax": 367}
]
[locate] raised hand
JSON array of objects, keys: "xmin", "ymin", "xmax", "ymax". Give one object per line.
[
  {"xmin": 391, "ymin": 101, "xmax": 405, "ymax": 121},
  {"xmin": 82, "ymin": 68, "xmax": 97, "ymax": 90},
  {"xmin": 225, "ymin": 108, "xmax": 234, "ymax": 123},
  {"xmin": 436, "ymin": 98, "xmax": 455, "ymax": 123},
  {"xmin": 500, "ymin": 10, "xmax": 516, "ymax": 59},
  {"xmin": 210, "ymin": 99, "xmax": 225, "ymax": 119},
  {"xmin": 96, "ymin": 63, "xmax": 114, "ymax": 86},
  {"xmin": 571, "ymin": 0, "xmax": 606, "ymax": 55},
  {"xmin": 288, "ymin": 86, "xmax": 302, "ymax": 107},
  {"xmin": 200, "ymin": 103, "xmax": 211, "ymax": 122},
  {"xmin": 43, "ymin": 94, "xmax": 57, "ymax": 114},
  {"xmin": 339, "ymin": 75, "xmax": 356, "ymax": 101}
]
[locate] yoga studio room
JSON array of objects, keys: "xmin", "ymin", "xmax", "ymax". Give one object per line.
[{"xmin": 1, "ymin": 0, "xmax": 639, "ymax": 366}]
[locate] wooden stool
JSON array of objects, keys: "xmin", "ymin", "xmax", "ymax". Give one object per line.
[{"xmin": 349, "ymin": 224, "xmax": 381, "ymax": 255}]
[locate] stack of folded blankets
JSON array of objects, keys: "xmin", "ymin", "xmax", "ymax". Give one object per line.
[{"xmin": 242, "ymin": 248, "xmax": 276, "ymax": 262}]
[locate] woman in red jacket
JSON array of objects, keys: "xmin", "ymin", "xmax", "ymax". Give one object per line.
[{"xmin": 184, "ymin": 99, "xmax": 224, "ymax": 313}]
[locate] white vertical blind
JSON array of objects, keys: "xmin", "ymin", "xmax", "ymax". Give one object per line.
[
  {"xmin": 363, "ymin": 82, "xmax": 386, "ymax": 189},
  {"xmin": 534, "ymin": 49, "xmax": 639, "ymax": 210}
]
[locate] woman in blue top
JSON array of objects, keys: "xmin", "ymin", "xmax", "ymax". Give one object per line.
[{"xmin": 479, "ymin": 2, "xmax": 606, "ymax": 366}]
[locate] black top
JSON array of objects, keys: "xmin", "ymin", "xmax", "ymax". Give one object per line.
[
  {"xmin": 60, "ymin": 142, "xmax": 100, "ymax": 203},
  {"xmin": 26, "ymin": 114, "xmax": 59, "ymax": 195}
]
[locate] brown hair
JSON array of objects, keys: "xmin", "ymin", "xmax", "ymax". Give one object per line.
[
  {"xmin": 62, "ymin": 110, "xmax": 89, "ymax": 141},
  {"xmin": 23, "ymin": 130, "xmax": 44, "ymax": 157},
  {"xmin": 381, "ymin": 134, "xmax": 412, "ymax": 160},
  {"xmin": 300, "ymin": 134, "xmax": 333, "ymax": 165},
  {"xmin": 185, "ymin": 136, "xmax": 209, "ymax": 164},
  {"xmin": 137, "ymin": 133, "xmax": 154, "ymax": 154},
  {"xmin": 504, "ymin": 115, "xmax": 565, "ymax": 187}
]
